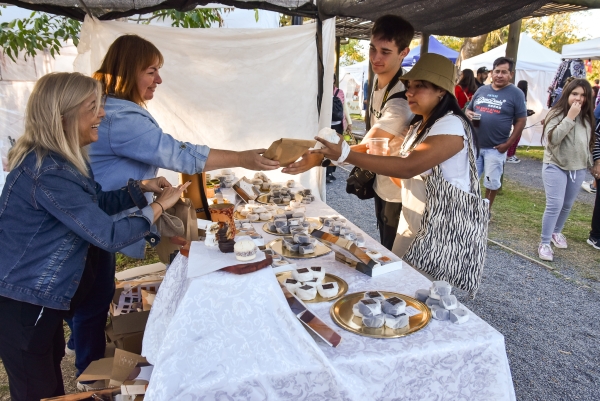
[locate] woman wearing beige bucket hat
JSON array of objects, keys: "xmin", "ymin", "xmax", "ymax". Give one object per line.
[{"xmin": 313, "ymin": 53, "xmax": 489, "ymax": 291}]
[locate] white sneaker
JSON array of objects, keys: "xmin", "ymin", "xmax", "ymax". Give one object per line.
[
  {"xmin": 538, "ymin": 243, "xmax": 554, "ymax": 261},
  {"xmin": 581, "ymin": 181, "xmax": 597, "ymax": 194},
  {"xmin": 506, "ymin": 156, "xmax": 521, "ymax": 164},
  {"xmin": 551, "ymin": 233, "xmax": 568, "ymax": 249}
]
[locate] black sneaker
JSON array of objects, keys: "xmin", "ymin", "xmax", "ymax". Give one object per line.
[{"xmin": 587, "ymin": 236, "xmax": 600, "ymax": 250}]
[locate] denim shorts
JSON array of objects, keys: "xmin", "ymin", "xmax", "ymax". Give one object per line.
[{"xmin": 476, "ymin": 147, "xmax": 507, "ymax": 190}]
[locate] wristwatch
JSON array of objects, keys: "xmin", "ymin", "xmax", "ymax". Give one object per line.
[{"xmin": 321, "ymin": 158, "xmax": 332, "ymax": 167}]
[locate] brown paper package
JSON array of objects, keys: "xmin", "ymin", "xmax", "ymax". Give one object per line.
[{"xmin": 263, "ymin": 138, "xmax": 317, "ymax": 167}]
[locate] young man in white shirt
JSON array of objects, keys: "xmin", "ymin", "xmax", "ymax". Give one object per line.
[{"xmin": 283, "ymin": 15, "xmax": 414, "ymax": 250}]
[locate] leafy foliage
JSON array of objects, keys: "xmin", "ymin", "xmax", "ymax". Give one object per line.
[
  {"xmin": 0, "ymin": 8, "xmax": 81, "ymax": 62},
  {"xmin": 340, "ymin": 39, "xmax": 365, "ymax": 66},
  {"xmin": 0, "ymin": 7, "xmax": 227, "ymax": 62},
  {"xmin": 435, "ymin": 36, "xmax": 462, "ymax": 51}
]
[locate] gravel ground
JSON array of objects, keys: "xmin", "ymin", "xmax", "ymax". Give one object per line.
[
  {"xmin": 325, "ymin": 166, "xmax": 600, "ymax": 401},
  {"xmin": 504, "ymin": 156, "xmax": 596, "ymax": 206}
]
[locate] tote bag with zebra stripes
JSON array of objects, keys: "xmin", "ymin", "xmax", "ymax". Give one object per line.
[{"xmin": 403, "ymin": 116, "xmax": 489, "ymax": 297}]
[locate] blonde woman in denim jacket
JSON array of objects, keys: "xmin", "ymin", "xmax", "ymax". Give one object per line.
[{"xmin": 0, "ymin": 72, "xmax": 190, "ymax": 401}]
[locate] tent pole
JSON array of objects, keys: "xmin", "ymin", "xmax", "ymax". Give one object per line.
[
  {"xmin": 420, "ymin": 32, "xmax": 430, "ymax": 57},
  {"xmin": 505, "ymin": 19, "xmax": 522, "ymax": 83},
  {"xmin": 335, "ymin": 37, "xmax": 340, "ymax": 86},
  {"xmin": 316, "ymin": 16, "xmax": 324, "ymax": 115}
]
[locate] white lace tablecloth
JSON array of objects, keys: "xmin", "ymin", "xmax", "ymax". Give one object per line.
[{"xmin": 142, "ymin": 200, "xmax": 516, "ymax": 401}]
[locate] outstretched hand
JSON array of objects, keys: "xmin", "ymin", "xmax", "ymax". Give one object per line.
[
  {"xmin": 281, "ymin": 151, "xmax": 323, "ymax": 175},
  {"xmin": 155, "ymin": 181, "xmax": 192, "ymax": 210},
  {"xmin": 310, "ymin": 135, "xmax": 344, "ymax": 161},
  {"xmin": 141, "ymin": 176, "xmax": 172, "ymax": 194},
  {"xmin": 239, "ymin": 149, "xmax": 280, "ymax": 171}
]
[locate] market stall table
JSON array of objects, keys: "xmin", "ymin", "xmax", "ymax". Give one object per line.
[{"xmin": 142, "ymin": 198, "xmax": 516, "ymax": 401}]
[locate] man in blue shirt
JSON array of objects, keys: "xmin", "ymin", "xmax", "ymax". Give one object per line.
[{"xmin": 467, "ymin": 57, "xmax": 527, "ymax": 210}]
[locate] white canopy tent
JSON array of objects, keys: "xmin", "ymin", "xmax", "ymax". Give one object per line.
[
  {"xmin": 339, "ymin": 60, "xmax": 368, "ymax": 115},
  {"xmin": 461, "ymin": 33, "xmax": 562, "ymax": 146},
  {"xmin": 562, "ymin": 37, "xmax": 600, "ymax": 60}
]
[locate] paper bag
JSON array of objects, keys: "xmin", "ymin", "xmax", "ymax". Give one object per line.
[
  {"xmin": 155, "ymin": 197, "xmax": 199, "ymax": 263},
  {"xmin": 263, "ymin": 138, "xmax": 317, "ymax": 167}
]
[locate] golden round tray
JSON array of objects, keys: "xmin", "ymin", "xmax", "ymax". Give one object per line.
[
  {"xmin": 266, "ymin": 237, "xmax": 331, "ymax": 259},
  {"xmin": 257, "ymin": 193, "xmax": 291, "ymax": 206},
  {"xmin": 262, "ymin": 217, "xmax": 323, "ymax": 236},
  {"xmin": 276, "ymin": 272, "xmax": 348, "ymax": 303},
  {"xmin": 330, "ymin": 291, "xmax": 431, "ymax": 339}
]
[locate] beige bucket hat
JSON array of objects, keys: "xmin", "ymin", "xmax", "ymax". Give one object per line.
[{"xmin": 401, "ymin": 53, "xmax": 456, "ymax": 96}]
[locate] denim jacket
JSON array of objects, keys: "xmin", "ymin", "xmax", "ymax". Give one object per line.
[
  {"xmin": 0, "ymin": 151, "xmax": 159, "ymax": 310},
  {"xmin": 89, "ymin": 97, "xmax": 210, "ymax": 258}
]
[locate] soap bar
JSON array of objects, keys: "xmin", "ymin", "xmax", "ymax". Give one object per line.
[
  {"xmin": 357, "ymin": 299, "xmax": 381, "ymax": 316},
  {"xmin": 364, "ymin": 291, "xmax": 386, "ymax": 303},
  {"xmin": 430, "ymin": 304, "xmax": 450, "ymax": 320},
  {"xmin": 283, "ymin": 240, "xmax": 299, "ymax": 252},
  {"xmin": 276, "ymin": 226, "xmax": 291, "ymax": 235},
  {"xmin": 414, "ymin": 289, "xmax": 430, "ymax": 302},
  {"xmin": 362, "ymin": 314, "xmax": 385, "ymax": 328},
  {"xmin": 296, "ymin": 285, "xmax": 317, "ymax": 301},
  {"xmin": 431, "ymin": 280, "xmax": 452, "ymax": 297},
  {"xmin": 317, "ymin": 282, "xmax": 339, "ymax": 298},
  {"xmin": 292, "ymin": 268, "xmax": 313, "ymax": 281},
  {"xmin": 298, "ymin": 244, "xmax": 315, "ymax": 255},
  {"xmin": 352, "ymin": 303, "xmax": 363, "ymax": 318},
  {"xmin": 284, "ymin": 278, "xmax": 301, "ymax": 293},
  {"xmin": 425, "ymin": 297, "xmax": 439, "ymax": 308},
  {"xmin": 382, "ymin": 297, "xmax": 406, "ymax": 315},
  {"xmin": 384, "ymin": 313, "xmax": 409, "ymax": 329},
  {"xmin": 440, "ymin": 295, "xmax": 458, "ymax": 310},
  {"xmin": 310, "ymin": 266, "xmax": 325, "ymax": 280},
  {"xmin": 449, "ymin": 306, "xmax": 469, "ymax": 324}
]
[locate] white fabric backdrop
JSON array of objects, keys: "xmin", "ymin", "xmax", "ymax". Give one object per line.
[
  {"xmin": 74, "ymin": 17, "xmax": 335, "ymax": 198},
  {"xmin": 461, "ymin": 34, "xmax": 562, "ymax": 147}
]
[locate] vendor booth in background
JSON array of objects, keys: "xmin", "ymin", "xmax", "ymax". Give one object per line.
[
  {"xmin": 461, "ymin": 33, "xmax": 562, "ymax": 147},
  {"xmin": 402, "ymin": 36, "xmax": 458, "ymax": 67}
]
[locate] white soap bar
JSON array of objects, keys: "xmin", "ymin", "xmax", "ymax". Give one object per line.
[
  {"xmin": 382, "ymin": 297, "xmax": 406, "ymax": 315},
  {"xmin": 292, "ymin": 268, "xmax": 313, "ymax": 281},
  {"xmin": 414, "ymin": 289, "xmax": 430, "ymax": 302},
  {"xmin": 357, "ymin": 299, "xmax": 382, "ymax": 316},
  {"xmin": 352, "ymin": 303, "xmax": 363, "ymax": 318},
  {"xmin": 310, "ymin": 266, "xmax": 325, "ymax": 280},
  {"xmin": 317, "ymin": 282, "xmax": 339, "ymax": 298},
  {"xmin": 449, "ymin": 306, "xmax": 469, "ymax": 324},
  {"xmin": 362, "ymin": 313, "xmax": 385, "ymax": 328},
  {"xmin": 430, "ymin": 304, "xmax": 450, "ymax": 320},
  {"xmin": 428, "ymin": 288, "xmax": 441, "ymax": 300},
  {"xmin": 425, "ymin": 297, "xmax": 439, "ymax": 308},
  {"xmin": 303, "ymin": 278, "xmax": 322, "ymax": 288},
  {"xmin": 384, "ymin": 313, "xmax": 409, "ymax": 329},
  {"xmin": 283, "ymin": 278, "xmax": 301, "ymax": 293},
  {"xmin": 296, "ymin": 285, "xmax": 317, "ymax": 301},
  {"xmin": 363, "ymin": 291, "xmax": 386, "ymax": 303},
  {"xmin": 440, "ymin": 295, "xmax": 458, "ymax": 310},
  {"xmin": 431, "ymin": 280, "xmax": 452, "ymax": 297}
]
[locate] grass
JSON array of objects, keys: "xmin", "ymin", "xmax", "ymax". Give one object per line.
[
  {"xmin": 488, "ymin": 177, "xmax": 600, "ymax": 282},
  {"xmin": 516, "ymin": 146, "xmax": 544, "ymax": 161},
  {"xmin": 115, "ymin": 246, "xmax": 161, "ymax": 273}
]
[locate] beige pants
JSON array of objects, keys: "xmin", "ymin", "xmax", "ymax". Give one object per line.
[{"xmin": 392, "ymin": 175, "xmax": 427, "ymax": 258}]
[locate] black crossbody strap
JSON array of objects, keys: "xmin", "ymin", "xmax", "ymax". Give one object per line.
[{"xmin": 368, "ymin": 68, "xmax": 405, "ymax": 129}]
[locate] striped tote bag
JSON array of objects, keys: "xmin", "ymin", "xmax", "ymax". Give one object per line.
[{"xmin": 403, "ymin": 118, "xmax": 489, "ymax": 297}]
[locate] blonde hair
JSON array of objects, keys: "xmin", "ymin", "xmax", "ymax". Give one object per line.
[
  {"xmin": 93, "ymin": 34, "xmax": 164, "ymax": 106},
  {"xmin": 8, "ymin": 72, "xmax": 102, "ymax": 176}
]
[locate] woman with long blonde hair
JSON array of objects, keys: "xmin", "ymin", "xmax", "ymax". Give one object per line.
[
  {"xmin": 0, "ymin": 72, "xmax": 188, "ymax": 400},
  {"xmin": 538, "ymin": 78, "xmax": 595, "ymax": 261}
]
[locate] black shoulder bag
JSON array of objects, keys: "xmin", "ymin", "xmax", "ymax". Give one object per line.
[{"xmin": 345, "ymin": 68, "xmax": 406, "ymax": 200}]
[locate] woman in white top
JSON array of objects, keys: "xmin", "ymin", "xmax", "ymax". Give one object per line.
[{"xmin": 312, "ymin": 53, "xmax": 479, "ymax": 257}]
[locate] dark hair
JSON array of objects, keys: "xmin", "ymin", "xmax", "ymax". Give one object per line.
[
  {"xmin": 409, "ymin": 82, "xmax": 479, "ymax": 153},
  {"xmin": 493, "ymin": 57, "xmax": 515, "ymax": 72},
  {"xmin": 458, "ymin": 69, "xmax": 478, "ymax": 94},
  {"xmin": 517, "ymin": 80, "xmax": 528, "ymax": 100},
  {"xmin": 371, "ymin": 15, "xmax": 414, "ymax": 51},
  {"xmin": 545, "ymin": 78, "xmax": 595, "ymax": 152},
  {"xmin": 595, "ymin": 79, "xmax": 599, "ymax": 84}
]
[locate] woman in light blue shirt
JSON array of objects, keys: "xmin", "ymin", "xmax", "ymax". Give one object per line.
[{"xmin": 68, "ymin": 34, "xmax": 279, "ymax": 384}]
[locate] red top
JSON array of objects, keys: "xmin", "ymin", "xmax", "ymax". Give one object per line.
[{"xmin": 454, "ymin": 85, "xmax": 474, "ymax": 109}]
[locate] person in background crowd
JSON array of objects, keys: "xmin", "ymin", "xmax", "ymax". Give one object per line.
[
  {"xmin": 552, "ymin": 76, "xmax": 576, "ymax": 107},
  {"xmin": 476, "ymin": 66, "xmax": 489, "ymax": 88},
  {"xmin": 592, "ymin": 79, "xmax": 600, "ymax": 103},
  {"xmin": 467, "ymin": 57, "xmax": 527, "ymax": 212},
  {"xmin": 283, "ymin": 15, "xmax": 414, "ymax": 251},
  {"xmin": 506, "ymin": 80, "xmax": 530, "ymax": 164},
  {"xmin": 363, "ymin": 78, "xmax": 369, "ymax": 113},
  {"xmin": 311, "ymin": 53, "xmax": 480, "ymax": 259},
  {"xmin": 0, "ymin": 72, "xmax": 189, "ymax": 401},
  {"xmin": 587, "ymin": 116, "xmax": 600, "ymax": 249},
  {"xmin": 455, "ymin": 69, "xmax": 478, "ymax": 109},
  {"xmin": 66, "ymin": 34, "xmax": 280, "ymax": 390},
  {"xmin": 538, "ymin": 79, "xmax": 594, "ymax": 261},
  {"xmin": 329, "ymin": 75, "xmax": 353, "ymax": 183}
]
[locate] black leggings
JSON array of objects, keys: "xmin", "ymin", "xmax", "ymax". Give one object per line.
[
  {"xmin": 0, "ymin": 296, "xmax": 65, "ymax": 401},
  {"xmin": 591, "ymin": 178, "xmax": 600, "ymax": 238},
  {"xmin": 373, "ymin": 193, "xmax": 402, "ymax": 251}
]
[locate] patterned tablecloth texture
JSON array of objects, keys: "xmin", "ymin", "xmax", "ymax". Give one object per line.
[{"xmin": 142, "ymin": 200, "xmax": 516, "ymax": 401}]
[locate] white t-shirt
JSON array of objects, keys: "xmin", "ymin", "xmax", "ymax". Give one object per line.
[
  {"xmin": 370, "ymin": 73, "xmax": 413, "ymax": 202},
  {"xmin": 418, "ymin": 114, "xmax": 473, "ymax": 193}
]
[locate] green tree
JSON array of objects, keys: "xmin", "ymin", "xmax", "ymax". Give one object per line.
[
  {"xmin": 340, "ymin": 39, "xmax": 365, "ymax": 66},
  {"xmin": 435, "ymin": 36, "xmax": 462, "ymax": 51},
  {"xmin": 0, "ymin": 7, "xmax": 225, "ymax": 62}
]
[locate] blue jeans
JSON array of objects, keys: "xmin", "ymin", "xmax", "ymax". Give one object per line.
[
  {"xmin": 476, "ymin": 148, "xmax": 507, "ymax": 190},
  {"xmin": 541, "ymin": 164, "xmax": 586, "ymax": 244},
  {"xmin": 65, "ymin": 246, "xmax": 116, "ymax": 376}
]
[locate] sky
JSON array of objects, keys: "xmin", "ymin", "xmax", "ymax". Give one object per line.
[{"xmin": 571, "ymin": 9, "xmax": 600, "ymax": 39}]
